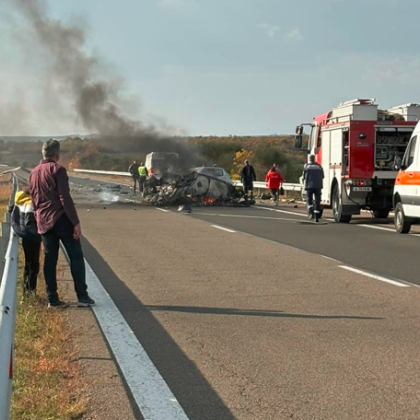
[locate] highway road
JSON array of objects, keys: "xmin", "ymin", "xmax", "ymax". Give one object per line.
[{"xmin": 16, "ymin": 170, "xmax": 420, "ymax": 419}]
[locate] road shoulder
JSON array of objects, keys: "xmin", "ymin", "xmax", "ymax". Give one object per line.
[{"xmin": 58, "ymin": 253, "xmax": 138, "ymax": 420}]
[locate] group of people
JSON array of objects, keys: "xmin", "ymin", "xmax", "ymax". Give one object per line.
[
  {"xmin": 127, "ymin": 156, "xmax": 323, "ymax": 220},
  {"xmin": 240, "ymin": 160, "xmax": 285, "ymax": 205},
  {"xmin": 128, "ymin": 160, "xmax": 148, "ymax": 194},
  {"xmin": 11, "ymin": 139, "xmax": 95, "ymax": 307},
  {"xmin": 241, "ymin": 155, "xmax": 324, "ymax": 222}
]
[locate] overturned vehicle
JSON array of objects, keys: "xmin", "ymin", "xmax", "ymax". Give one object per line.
[{"xmin": 143, "ymin": 172, "xmax": 253, "ymax": 207}]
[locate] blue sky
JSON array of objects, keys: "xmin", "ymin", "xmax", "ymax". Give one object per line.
[{"xmin": 1, "ymin": 0, "xmax": 420, "ymax": 135}]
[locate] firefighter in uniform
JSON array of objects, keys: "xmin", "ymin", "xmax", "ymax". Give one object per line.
[
  {"xmin": 138, "ymin": 162, "xmax": 148, "ymax": 193},
  {"xmin": 303, "ymin": 155, "xmax": 324, "ymax": 222}
]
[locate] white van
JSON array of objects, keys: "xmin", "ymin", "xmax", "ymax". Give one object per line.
[{"xmin": 394, "ymin": 121, "xmax": 420, "ymax": 233}]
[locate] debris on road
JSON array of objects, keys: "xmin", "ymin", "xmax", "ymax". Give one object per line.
[{"xmin": 143, "ymin": 172, "xmax": 253, "ymax": 207}]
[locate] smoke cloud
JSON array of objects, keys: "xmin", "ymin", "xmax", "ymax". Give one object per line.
[{"xmin": 2, "ymin": 0, "xmax": 197, "ymax": 167}]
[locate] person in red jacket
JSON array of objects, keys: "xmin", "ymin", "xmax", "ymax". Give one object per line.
[{"xmin": 265, "ymin": 165, "xmax": 285, "ymax": 205}]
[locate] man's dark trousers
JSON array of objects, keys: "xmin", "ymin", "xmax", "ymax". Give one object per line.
[
  {"xmin": 139, "ymin": 176, "xmax": 147, "ymax": 193},
  {"xmin": 22, "ymin": 238, "xmax": 41, "ymax": 293},
  {"xmin": 42, "ymin": 214, "xmax": 88, "ymax": 302},
  {"xmin": 244, "ymin": 182, "xmax": 254, "ymax": 198},
  {"xmin": 270, "ymin": 188, "xmax": 279, "ymax": 203},
  {"xmin": 306, "ymin": 188, "xmax": 322, "ymax": 218},
  {"xmin": 133, "ymin": 176, "xmax": 140, "ymax": 193}
]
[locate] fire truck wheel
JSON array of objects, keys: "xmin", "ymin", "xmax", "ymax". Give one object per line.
[
  {"xmin": 395, "ymin": 203, "xmax": 411, "ymax": 234},
  {"xmin": 373, "ymin": 210, "xmax": 389, "ymax": 219},
  {"xmin": 332, "ymin": 184, "xmax": 351, "ymax": 223}
]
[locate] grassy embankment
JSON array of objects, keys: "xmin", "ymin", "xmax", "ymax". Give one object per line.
[{"xmin": 0, "ymin": 176, "xmax": 86, "ymax": 419}]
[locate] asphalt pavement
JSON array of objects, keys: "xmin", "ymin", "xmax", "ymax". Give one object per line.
[
  {"xmin": 187, "ymin": 204, "xmax": 420, "ymax": 286},
  {"xmin": 16, "ymin": 171, "xmax": 420, "ymax": 419}
]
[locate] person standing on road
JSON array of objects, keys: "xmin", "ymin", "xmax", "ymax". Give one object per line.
[
  {"xmin": 29, "ymin": 139, "xmax": 95, "ymax": 308},
  {"xmin": 138, "ymin": 162, "xmax": 148, "ymax": 193},
  {"xmin": 128, "ymin": 160, "xmax": 140, "ymax": 193},
  {"xmin": 265, "ymin": 165, "xmax": 285, "ymax": 206},
  {"xmin": 303, "ymin": 155, "xmax": 324, "ymax": 222},
  {"xmin": 240, "ymin": 160, "xmax": 257, "ymax": 200},
  {"xmin": 9, "ymin": 188, "xmax": 41, "ymax": 297}
]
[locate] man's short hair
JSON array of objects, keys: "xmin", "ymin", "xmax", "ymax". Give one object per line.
[
  {"xmin": 309, "ymin": 155, "xmax": 316, "ymax": 163},
  {"xmin": 42, "ymin": 139, "xmax": 61, "ymax": 160},
  {"xmin": 140, "ymin": 162, "xmax": 144, "ymax": 165}
]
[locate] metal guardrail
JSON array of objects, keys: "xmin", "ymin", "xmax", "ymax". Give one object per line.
[
  {"xmin": 73, "ymin": 169, "xmax": 301, "ymax": 192},
  {"xmin": 74, "ymin": 168, "xmax": 131, "ymax": 177},
  {"xmin": 0, "ymin": 175, "xmax": 19, "ymax": 420}
]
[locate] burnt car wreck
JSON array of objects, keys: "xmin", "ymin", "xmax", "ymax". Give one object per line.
[{"xmin": 143, "ymin": 172, "xmax": 253, "ymax": 208}]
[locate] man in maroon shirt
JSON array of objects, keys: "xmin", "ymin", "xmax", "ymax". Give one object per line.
[{"xmin": 29, "ymin": 139, "xmax": 95, "ymax": 308}]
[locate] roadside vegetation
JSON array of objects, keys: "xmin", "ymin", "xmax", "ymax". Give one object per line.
[
  {"xmin": 0, "ymin": 177, "xmax": 86, "ymax": 419},
  {"xmin": 12, "ymin": 276, "xmax": 86, "ymax": 420},
  {"xmin": 0, "ymin": 134, "xmax": 308, "ymax": 182}
]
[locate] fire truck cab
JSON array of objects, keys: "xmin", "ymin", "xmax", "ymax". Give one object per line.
[{"xmin": 295, "ymin": 99, "xmax": 420, "ymax": 223}]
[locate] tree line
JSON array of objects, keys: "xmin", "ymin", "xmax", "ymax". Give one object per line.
[{"xmin": 0, "ymin": 135, "xmax": 307, "ymax": 182}]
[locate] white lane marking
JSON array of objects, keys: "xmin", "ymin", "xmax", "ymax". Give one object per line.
[
  {"xmin": 339, "ymin": 265, "xmax": 410, "ymax": 288},
  {"xmin": 195, "ymin": 213, "xmax": 302, "ymax": 222},
  {"xmin": 85, "ymin": 261, "xmax": 190, "ymax": 420},
  {"xmin": 359, "ymin": 224, "xmax": 395, "ymax": 233},
  {"xmin": 256, "ymin": 206, "xmax": 307, "ymax": 217},
  {"xmin": 256, "ymin": 205, "xmax": 334, "ymax": 221},
  {"xmin": 320, "ymin": 255, "xmax": 338, "ymax": 262},
  {"xmin": 211, "ymin": 225, "xmax": 236, "ymax": 233},
  {"xmin": 156, "ymin": 208, "xmax": 169, "ymax": 213}
]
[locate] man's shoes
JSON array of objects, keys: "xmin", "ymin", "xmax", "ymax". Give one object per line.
[
  {"xmin": 77, "ymin": 296, "xmax": 96, "ymax": 307},
  {"xmin": 48, "ymin": 299, "xmax": 68, "ymax": 309}
]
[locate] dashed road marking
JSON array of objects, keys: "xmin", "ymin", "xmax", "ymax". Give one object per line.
[
  {"xmin": 256, "ymin": 206, "xmax": 334, "ymax": 222},
  {"xmin": 156, "ymin": 208, "xmax": 170, "ymax": 213},
  {"xmin": 256, "ymin": 206, "xmax": 307, "ymax": 217},
  {"xmin": 339, "ymin": 265, "xmax": 410, "ymax": 288},
  {"xmin": 320, "ymin": 255, "xmax": 339, "ymax": 262},
  {"xmin": 359, "ymin": 224, "xmax": 395, "ymax": 233},
  {"xmin": 85, "ymin": 260, "xmax": 190, "ymax": 420},
  {"xmin": 194, "ymin": 212, "xmax": 301, "ymax": 222},
  {"xmin": 211, "ymin": 225, "xmax": 236, "ymax": 233}
]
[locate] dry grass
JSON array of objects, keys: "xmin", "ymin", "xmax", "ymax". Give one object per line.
[
  {"xmin": 0, "ymin": 177, "xmax": 87, "ymax": 420},
  {"xmin": 11, "ymin": 280, "xmax": 86, "ymax": 420}
]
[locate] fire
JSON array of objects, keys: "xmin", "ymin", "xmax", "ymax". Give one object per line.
[{"xmin": 201, "ymin": 197, "xmax": 216, "ymax": 205}]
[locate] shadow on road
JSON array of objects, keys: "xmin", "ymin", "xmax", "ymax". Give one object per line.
[
  {"xmin": 144, "ymin": 305, "xmax": 383, "ymax": 320},
  {"xmin": 82, "ymin": 237, "xmax": 237, "ymax": 420}
]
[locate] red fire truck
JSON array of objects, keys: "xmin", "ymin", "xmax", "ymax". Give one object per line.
[{"xmin": 295, "ymin": 99, "xmax": 420, "ymax": 222}]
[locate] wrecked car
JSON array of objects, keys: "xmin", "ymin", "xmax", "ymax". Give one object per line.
[{"xmin": 143, "ymin": 171, "xmax": 253, "ymax": 207}]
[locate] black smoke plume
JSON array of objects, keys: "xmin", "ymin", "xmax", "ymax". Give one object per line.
[{"xmin": 6, "ymin": 0, "xmax": 197, "ymax": 168}]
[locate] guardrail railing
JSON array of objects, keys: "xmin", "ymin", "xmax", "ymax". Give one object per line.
[
  {"xmin": 73, "ymin": 169, "xmax": 301, "ymax": 192},
  {"xmin": 0, "ymin": 174, "xmax": 19, "ymax": 420}
]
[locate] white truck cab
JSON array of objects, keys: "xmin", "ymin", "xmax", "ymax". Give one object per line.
[{"xmin": 394, "ymin": 120, "xmax": 420, "ymax": 233}]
